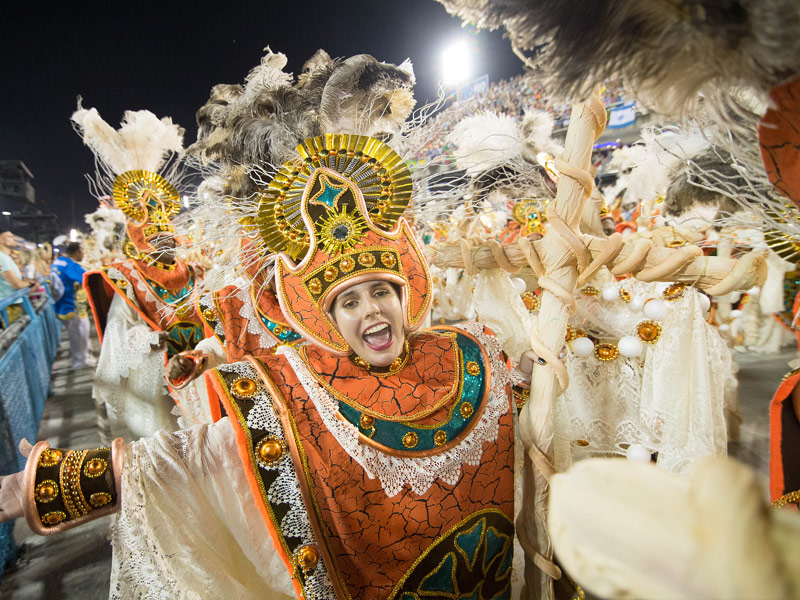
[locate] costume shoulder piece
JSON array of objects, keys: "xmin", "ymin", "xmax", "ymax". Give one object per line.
[{"xmin": 197, "ymin": 285, "xmax": 302, "ymax": 363}]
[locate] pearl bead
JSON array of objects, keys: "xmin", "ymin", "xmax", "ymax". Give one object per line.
[
  {"xmin": 698, "ymin": 293, "xmax": 711, "ymax": 313},
  {"xmin": 571, "ymin": 337, "xmax": 595, "ymax": 357},
  {"xmin": 601, "ymin": 287, "xmax": 620, "ymax": 301},
  {"xmin": 730, "ymin": 309, "xmax": 742, "ymax": 318},
  {"xmin": 643, "ymin": 299, "xmax": 667, "ymax": 320},
  {"xmin": 719, "ymin": 323, "xmax": 730, "ymax": 332},
  {"xmin": 626, "ymin": 444, "xmax": 651, "ymax": 464},
  {"xmin": 510, "ymin": 277, "xmax": 527, "ymax": 295},
  {"xmin": 618, "ymin": 335, "xmax": 644, "ymax": 358},
  {"xmin": 630, "ymin": 297, "xmax": 645, "ymax": 311}
]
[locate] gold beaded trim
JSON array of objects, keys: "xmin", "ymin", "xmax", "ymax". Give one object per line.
[
  {"xmin": 581, "ymin": 286, "xmax": 599, "ymax": 296},
  {"xmin": 350, "ymin": 340, "xmax": 410, "ymax": 377},
  {"xmin": 41, "ymin": 511, "xmax": 67, "ymax": 526},
  {"xmin": 771, "ymin": 489, "xmax": 800, "ymax": 509},
  {"xmin": 60, "ymin": 450, "xmax": 91, "ymax": 520},
  {"xmin": 89, "ymin": 492, "xmax": 113, "ymax": 508}
]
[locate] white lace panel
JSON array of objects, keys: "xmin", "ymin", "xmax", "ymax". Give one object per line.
[
  {"xmin": 277, "ymin": 322, "xmax": 514, "ymax": 498},
  {"xmin": 93, "ymin": 295, "xmax": 172, "ymax": 439},
  {"xmin": 218, "ymin": 361, "xmax": 336, "ymax": 599},
  {"xmin": 237, "ymin": 287, "xmax": 278, "ymax": 350},
  {"xmin": 553, "ymin": 282, "xmax": 735, "ymax": 474},
  {"xmin": 111, "ymin": 422, "xmax": 298, "ymax": 600}
]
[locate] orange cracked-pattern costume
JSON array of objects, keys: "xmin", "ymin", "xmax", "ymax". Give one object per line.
[
  {"xmin": 759, "ymin": 75, "xmax": 800, "ymax": 208},
  {"xmin": 207, "ymin": 324, "xmax": 517, "ymax": 599},
  {"xmin": 84, "ymin": 258, "xmax": 205, "ymax": 358}
]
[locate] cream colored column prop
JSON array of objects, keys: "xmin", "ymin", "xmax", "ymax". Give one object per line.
[{"xmin": 431, "ymin": 90, "xmax": 766, "ymax": 599}]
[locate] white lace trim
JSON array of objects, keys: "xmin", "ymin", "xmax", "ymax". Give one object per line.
[
  {"xmin": 218, "ymin": 361, "xmax": 336, "ymax": 599},
  {"xmin": 198, "ymin": 293, "xmax": 226, "ymax": 342},
  {"xmin": 277, "ymin": 322, "xmax": 513, "ymax": 498},
  {"xmin": 237, "ymin": 287, "xmax": 279, "ymax": 350}
]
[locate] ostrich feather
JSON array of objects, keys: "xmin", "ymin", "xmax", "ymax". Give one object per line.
[
  {"xmin": 71, "ymin": 104, "xmax": 184, "ymax": 175},
  {"xmin": 434, "ymin": 0, "xmax": 800, "ymax": 119},
  {"xmin": 447, "ymin": 112, "xmax": 526, "ymax": 176}
]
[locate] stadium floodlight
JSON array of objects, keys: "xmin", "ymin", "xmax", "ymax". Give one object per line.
[
  {"xmin": 1, "ymin": 211, "xmax": 10, "ymax": 216},
  {"xmin": 441, "ymin": 39, "xmax": 472, "ymax": 87}
]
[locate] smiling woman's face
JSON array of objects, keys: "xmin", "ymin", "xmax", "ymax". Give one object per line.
[{"xmin": 329, "ymin": 280, "xmax": 405, "ymax": 367}]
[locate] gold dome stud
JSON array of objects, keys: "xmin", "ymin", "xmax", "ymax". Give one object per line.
[
  {"xmin": 38, "ymin": 449, "xmax": 63, "ymax": 467},
  {"xmin": 296, "ymin": 545, "xmax": 319, "ymax": 572},
  {"xmin": 353, "ymin": 356, "xmax": 370, "ymax": 370},
  {"xmin": 116, "ymin": 279, "xmax": 128, "ymax": 289},
  {"xmin": 434, "ymin": 431, "xmax": 447, "ymax": 446},
  {"xmin": 84, "ymin": 458, "xmax": 108, "ymax": 478},
  {"xmin": 35, "ymin": 480, "xmax": 59, "ymax": 503},
  {"xmin": 358, "ymin": 253, "xmax": 376, "ymax": 267},
  {"xmin": 522, "ymin": 292, "xmax": 540, "ymax": 312},
  {"xmin": 308, "ymin": 278, "xmax": 322, "ymax": 295},
  {"xmin": 340, "ymin": 256, "xmax": 355, "ymax": 273},
  {"xmin": 324, "ymin": 266, "xmax": 339, "ymax": 282},
  {"xmin": 465, "ymin": 361, "xmax": 481, "ymax": 376},
  {"xmin": 202, "ymin": 308, "xmax": 216, "ymax": 322},
  {"xmin": 402, "ymin": 432, "xmax": 418, "ymax": 449},
  {"xmin": 231, "ymin": 377, "xmax": 259, "ymax": 399},
  {"xmin": 41, "ymin": 511, "xmax": 66, "ymax": 526},
  {"xmin": 459, "ymin": 403, "xmax": 474, "ymax": 419},
  {"xmin": 619, "ymin": 289, "xmax": 631, "ymax": 303},
  {"xmin": 380, "ymin": 252, "xmax": 396, "ymax": 268},
  {"xmin": 359, "ymin": 414, "xmax": 375, "ymax": 429},
  {"xmin": 255, "ymin": 437, "xmax": 284, "ymax": 465},
  {"xmin": 636, "ymin": 321, "xmax": 663, "ymax": 343}
]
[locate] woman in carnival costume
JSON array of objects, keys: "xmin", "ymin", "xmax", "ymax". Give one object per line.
[
  {"xmin": 166, "ymin": 48, "xmax": 423, "ymax": 426},
  {"xmin": 0, "ymin": 89, "xmax": 539, "ymax": 600},
  {"xmin": 73, "ymin": 106, "xmax": 206, "ymax": 441}
]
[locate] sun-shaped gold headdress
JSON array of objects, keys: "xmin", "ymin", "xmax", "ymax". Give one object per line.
[{"xmin": 252, "ymin": 134, "xmax": 412, "ymax": 261}]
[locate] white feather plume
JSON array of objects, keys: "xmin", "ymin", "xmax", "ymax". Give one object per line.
[
  {"xmin": 447, "ymin": 112, "xmax": 525, "ymax": 176},
  {"xmin": 242, "ymin": 47, "xmax": 293, "ymax": 104},
  {"xmin": 71, "ymin": 105, "xmax": 184, "ymax": 175}
]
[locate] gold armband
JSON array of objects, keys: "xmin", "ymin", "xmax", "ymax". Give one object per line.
[
  {"xmin": 512, "ymin": 385, "xmax": 531, "ymax": 409},
  {"xmin": 24, "ymin": 439, "xmax": 123, "ymax": 535}
]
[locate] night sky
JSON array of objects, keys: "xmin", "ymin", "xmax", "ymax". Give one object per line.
[{"xmin": 1, "ymin": 1, "xmax": 522, "ymax": 233}]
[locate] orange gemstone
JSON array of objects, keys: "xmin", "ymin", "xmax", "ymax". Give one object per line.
[
  {"xmin": 35, "ymin": 481, "xmax": 58, "ymax": 502},
  {"xmin": 359, "ymin": 414, "xmax": 375, "ymax": 429},
  {"xmin": 340, "ymin": 257, "xmax": 355, "ymax": 272},
  {"xmin": 380, "ymin": 252, "xmax": 396, "ymax": 268},
  {"xmin": 256, "ymin": 438, "xmax": 283, "ymax": 464},
  {"xmin": 38, "ymin": 449, "xmax": 63, "ymax": 467},
  {"xmin": 358, "ymin": 253, "xmax": 376, "ymax": 267},
  {"xmin": 636, "ymin": 321, "xmax": 662, "ymax": 343},
  {"xmin": 296, "ymin": 545, "xmax": 319, "ymax": 571},
  {"xmin": 434, "ymin": 430, "xmax": 447, "ymax": 446},
  {"xmin": 232, "ymin": 378, "xmax": 258, "ymax": 399},
  {"xmin": 84, "ymin": 459, "xmax": 107, "ymax": 477},
  {"xmin": 594, "ymin": 343, "xmax": 619, "ymax": 361}
]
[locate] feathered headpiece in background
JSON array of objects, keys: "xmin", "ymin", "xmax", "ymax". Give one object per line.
[
  {"xmin": 434, "ymin": 0, "xmax": 800, "ymax": 119},
  {"xmin": 71, "ymin": 102, "xmax": 188, "ymax": 258}
]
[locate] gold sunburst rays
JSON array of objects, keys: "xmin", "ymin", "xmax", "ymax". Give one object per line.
[
  {"xmin": 112, "ymin": 170, "xmax": 181, "ymax": 224},
  {"xmin": 316, "ymin": 205, "xmax": 368, "ymax": 256},
  {"xmin": 252, "ymin": 134, "xmax": 412, "ymax": 261}
]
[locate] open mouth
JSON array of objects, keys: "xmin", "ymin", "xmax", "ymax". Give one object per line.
[{"xmin": 362, "ymin": 322, "xmax": 393, "ymax": 351}]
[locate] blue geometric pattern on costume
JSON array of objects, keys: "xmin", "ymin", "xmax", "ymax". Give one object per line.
[
  {"xmin": 337, "ymin": 331, "xmax": 486, "ymax": 453},
  {"xmin": 145, "ymin": 272, "xmax": 195, "ymax": 305},
  {"xmin": 164, "ymin": 321, "xmax": 204, "ymax": 357},
  {"xmin": 259, "ymin": 313, "xmax": 302, "ymax": 343}
]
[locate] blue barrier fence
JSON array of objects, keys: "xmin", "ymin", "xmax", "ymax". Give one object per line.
[{"xmin": 0, "ymin": 285, "xmax": 62, "ymax": 578}]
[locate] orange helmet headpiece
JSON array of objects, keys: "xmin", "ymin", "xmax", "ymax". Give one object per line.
[{"xmin": 252, "ymin": 134, "xmax": 432, "ymax": 355}]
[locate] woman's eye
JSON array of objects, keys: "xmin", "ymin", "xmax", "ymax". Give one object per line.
[{"xmin": 343, "ymin": 300, "xmax": 357, "ymax": 309}]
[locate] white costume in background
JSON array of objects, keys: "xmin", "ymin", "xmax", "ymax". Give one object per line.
[{"xmin": 93, "ymin": 294, "xmax": 177, "ymax": 441}]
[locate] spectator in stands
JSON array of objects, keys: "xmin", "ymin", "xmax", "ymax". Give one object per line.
[
  {"xmin": 33, "ymin": 242, "xmax": 53, "ymax": 279},
  {"xmin": 52, "ymin": 241, "xmax": 94, "ymax": 369},
  {"xmin": 0, "ymin": 230, "xmax": 37, "ymax": 324}
]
